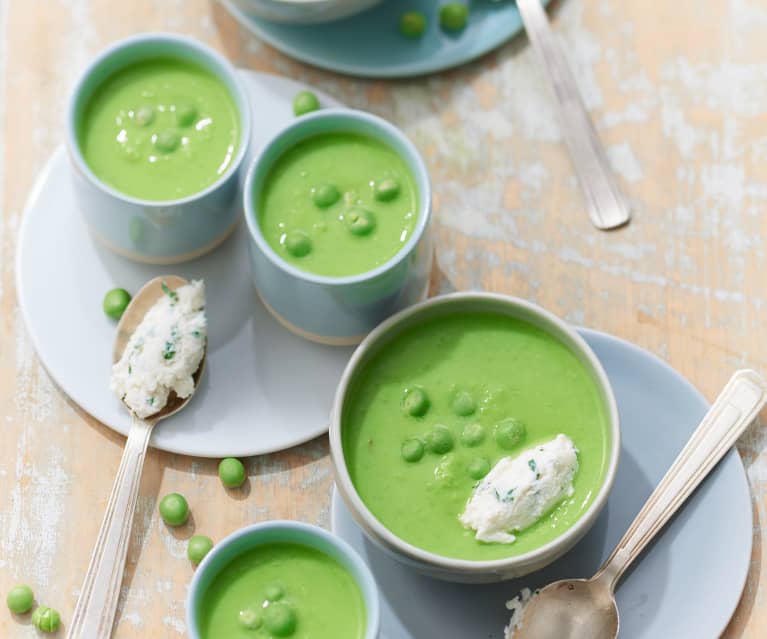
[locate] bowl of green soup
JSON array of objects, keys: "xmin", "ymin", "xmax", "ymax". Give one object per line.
[
  {"xmin": 330, "ymin": 292, "xmax": 621, "ymax": 583},
  {"xmin": 67, "ymin": 33, "xmax": 251, "ymax": 263},
  {"xmin": 243, "ymin": 109, "xmax": 432, "ymax": 345},
  {"xmin": 186, "ymin": 521, "xmax": 380, "ymax": 639}
]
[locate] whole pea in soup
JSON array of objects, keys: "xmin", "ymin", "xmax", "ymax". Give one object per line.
[
  {"xmin": 257, "ymin": 133, "xmax": 418, "ymax": 277},
  {"xmin": 77, "ymin": 57, "xmax": 240, "ymax": 201},
  {"xmin": 198, "ymin": 542, "xmax": 366, "ymax": 639},
  {"xmin": 342, "ymin": 311, "xmax": 612, "ymax": 561}
]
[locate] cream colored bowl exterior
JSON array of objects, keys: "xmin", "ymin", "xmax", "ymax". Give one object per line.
[{"xmin": 330, "ymin": 293, "xmax": 621, "ymax": 583}]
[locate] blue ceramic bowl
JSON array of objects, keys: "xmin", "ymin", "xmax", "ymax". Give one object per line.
[
  {"xmin": 243, "ymin": 109, "xmax": 432, "ymax": 345},
  {"xmin": 186, "ymin": 521, "xmax": 381, "ymax": 639},
  {"xmin": 66, "ymin": 33, "xmax": 251, "ymax": 264}
]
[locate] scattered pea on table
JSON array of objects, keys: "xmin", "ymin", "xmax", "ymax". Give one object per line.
[
  {"xmin": 6, "ymin": 584, "xmax": 34, "ymax": 614},
  {"xmin": 219, "ymin": 457, "xmax": 246, "ymax": 488},
  {"xmin": 293, "ymin": 90, "xmax": 320, "ymax": 116},
  {"xmin": 440, "ymin": 3, "xmax": 470, "ymax": 31},
  {"xmin": 31, "ymin": 606, "xmax": 61, "ymax": 633},
  {"xmin": 188, "ymin": 535, "xmax": 214, "ymax": 564},
  {"xmin": 400, "ymin": 11, "xmax": 427, "ymax": 38},
  {"xmin": 159, "ymin": 492, "xmax": 190, "ymax": 527},
  {"xmin": 102, "ymin": 288, "xmax": 132, "ymax": 320}
]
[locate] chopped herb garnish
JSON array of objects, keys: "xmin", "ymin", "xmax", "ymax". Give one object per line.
[
  {"xmin": 161, "ymin": 281, "xmax": 178, "ymax": 302},
  {"xmin": 128, "ymin": 365, "xmax": 132, "ymax": 375},
  {"xmin": 147, "ymin": 397, "xmax": 155, "ymax": 406},
  {"xmin": 163, "ymin": 340, "xmax": 176, "ymax": 360},
  {"xmin": 528, "ymin": 459, "xmax": 537, "ymax": 473},
  {"xmin": 191, "ymin": 330, "xmax": 201, "ymax": 338},
  {"xmin": 502, "ymin": 489, "xmax": 515, "ymax": 503}
]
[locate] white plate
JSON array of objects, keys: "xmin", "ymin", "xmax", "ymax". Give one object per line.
[
  {"xmin": 15, "ymin": 71, "xmax": 353, "ymax": 457},
  {"xmin": 332, "ymin": 329, "xmax": 752, "ymax": 639}
]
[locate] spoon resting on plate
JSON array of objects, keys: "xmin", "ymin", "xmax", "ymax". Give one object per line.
[
  {"xmin": 66, "ymin": 276, "xmax": 206, "ymax": 639},
  {"xmin": 511, "ymin": 369, "xmax": 766, "ymax": 639}
]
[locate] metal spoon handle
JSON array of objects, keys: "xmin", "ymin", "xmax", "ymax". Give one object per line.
[
  {"xmin": 66, "ymin": 416, "xmax": 153, "ymax": 639},
  {"xmin": 596, "ymin": 369, "xmax": 766, "ymax": 591},
  {"xmin": 515, "ymin": 0, "xmax": 630, "ymax": 229}
]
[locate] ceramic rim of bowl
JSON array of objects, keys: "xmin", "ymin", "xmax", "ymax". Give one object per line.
[
  {"xmin": 65, "ymin": 32, "xmax": 252, "ymax": 207},
  {"xmin": 330, "ymin": 291, "xmax": 622, "ymax": 575},
  {"xmin": 243, "ymin": 108, "xmax": 432, "ymax": 287},
  {"xmin": 185, "ymin": 520, "xmax": 380, "ymax": 639}
]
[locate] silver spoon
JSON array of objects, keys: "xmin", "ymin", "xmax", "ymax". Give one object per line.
[
  {"xmin": 66, "ymin": 276, "xmax": 206, "ymax": 639},
  {"xmin": 516, "ymin": 0, "xmax": 631, "ymax": 230},
  {"xmin": 513, "ymin": 369, "xmax": 766, "ymax": 639}
]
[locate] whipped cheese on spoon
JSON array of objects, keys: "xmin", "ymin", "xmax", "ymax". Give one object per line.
[{"xmin": 67, "ymin": 276, "xmax": 207, "ymax": 639}]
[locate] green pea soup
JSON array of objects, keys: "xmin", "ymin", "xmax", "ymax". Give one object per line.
[
  {"xmin": 198, "ymin": 542, "xmax": 366, "ymax": 639},
  {"xmin": 77, "ymin": 57, "xmax": 240, "ymax": 201},
  {"xmin": 342, "ymin": 311, "xmax": 611, "ymax": 561},
  {"xmin": 257, "ymin": 132, "xmax": 418, "ymax": 277}
]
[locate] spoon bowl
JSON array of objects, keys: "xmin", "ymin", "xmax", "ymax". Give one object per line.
[
  {"xmin": 112, "ymin": 275, "xmax": 206, "ymax": 420},
  {"xmin": 514, "ymin": 579, "xmax": 618, "ymax": 639}
]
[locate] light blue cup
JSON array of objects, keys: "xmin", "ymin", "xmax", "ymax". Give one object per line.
[
  {"xmin": 243, "ymin": 109, "xmax": 432, "ymax": 345},
  {"xmin": 66, "ymin": 33, "xmax": 252, "ymax": 264},
  {"xmin": 186, "ymin": 521, "xmax": 381, "ymax": 639}
]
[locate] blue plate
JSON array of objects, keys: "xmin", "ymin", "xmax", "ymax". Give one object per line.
[
  {"xmin": 223, "ymin": 0, "xmax": 545, "ymax": 78},
  {"xmin": 332, "ymin": 329, "xmax": 752, "ymax": 638}
]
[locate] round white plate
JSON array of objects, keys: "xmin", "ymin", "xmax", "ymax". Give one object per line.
[
  {"xmin": 332, "ymin": 329, "xmax": 752, "ymax": 639},
  {"xmin": 16, "ymin": 71, "xmax": 354, "ymax": 457}
]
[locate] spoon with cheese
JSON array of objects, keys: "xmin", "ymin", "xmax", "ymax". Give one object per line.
[{"xmin": 67, "ymin": 276, "xmax": 207, "ymax": 639}]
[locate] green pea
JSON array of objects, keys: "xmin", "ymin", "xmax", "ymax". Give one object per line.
[
  {"xmin": 188, "ymin": 535, "xmax": 214, "ymax": 564},
  {"xmin": 239, "ymin": 607, "xmax": 263, "ymax": 630},
  {"xmin": 293, "ymin": 90, "xmax": 320, "ymax": 116},
  {"xmin": 6, "ymin": 585, "xmax": 34, "ymax": 614},
  {"xmin": 155, "ymin": 128, "xmax": 180, "ymax": 153},
  {"xmin": 467, "ymin": 458, "xmax": 490, "ymax": 480},
  {"xmin": 374, "ymin": 177, "xmax": 400, "ymax": 202},
  {"xmin": 218, "ymin": 457, "xmax": 246, "ymax": 488},
  {"xmin": 102, "ymin": 288, "xmax": 131, "ymax": 320},
  {"xmin": 440, "ymin": 2, "xmax": 469, "ymax": 31},
  {"xmin": 402, "ymin": 387, "xmax": 430, "ymax": 417},
  {"xmin": 265, "ymin": 602, "xmax": 297, "ymax": 636},
  {"xmin": 135, "ymin": 105, "xmax": 155, "ymax": 127},
  {"xmin": 345, "ymin": 208, "xmax": 376, "ymax": 236},
  {"xmin": 31, "ymin": 606, "xmax": 60, "ymax": 633},
  {"xmin": 495, "ymin": 418, "xmax": 527, "ymax": 450},
  {"xmin": 401, "ymin": 438, "xmax": 425, "ymax": 463},
  {"xmin": 265, "ymin": 584, "xmax": 285, "ymax": 601},
  {"xmin": 284, "ymin": 230, "xmax": 312, "ymax": 258},
  {"xmin": 312, "ymin": 183, "xmax": 340, "ymax": 208},
  {"xmin": 452, "ymin": 390, "xmax": 476, "ymax": 416},
  {"xmin": 175, "ymin": 102, "xmax": 198, "ymax": 127},
  {"xmin": 400, "ymin": 11, "xmax": 427, "ymax": 38},
  {"xmin": 159, "ymin": 493, "xmax": 189, "ymax": 527},
  {"xmin": 426, "ymin": 425, "xmax": 454, "ymax": 455},
  {"xmin": 460, "ymin": 422, "xmax": 486, "ymax": 447}
]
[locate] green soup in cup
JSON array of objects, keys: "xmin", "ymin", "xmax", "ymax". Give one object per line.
[
  {"xmin": 257, "ymin": 132, "xmax": 419, "ymax": 277},
  {"xmin": 77, "ymin": 57, "xmax": 240, "ymax": 201},
  {"xmin": 331, "ymin": 293, "xmax": 620, "ymax": 581},
  {"xmin": 187, "ymin": 522, "xmax": 379, "ymax": 639}
]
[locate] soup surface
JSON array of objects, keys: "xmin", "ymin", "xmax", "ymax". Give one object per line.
[
  {"xmin": 257, "ymin": 133, "xmax": 418, "ymax": 277},
  {"xmin": 198, "ymin": 542, "xmax": 366, "ymax": 639},
  {"xmin": 342, "ymin": 311, "xmax": 611, "ymax": 560},
  {"xmin": 78, "ymin": 57, "xmax": 240, "ymax": 201}
]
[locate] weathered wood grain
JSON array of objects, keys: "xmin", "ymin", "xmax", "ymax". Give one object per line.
[{"xmin": 1, "ymin": 0, "xmax": 766, "ymax": 636}]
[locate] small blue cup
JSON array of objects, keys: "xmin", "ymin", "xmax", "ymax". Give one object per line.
[
  {"xmin": 243, "ymin": 109, "xmax": 432, "ymax": 345},
  {"xmin": 186, "ymin": 521, "xmax": 381, "ymax": 639},
  {"xmin": 66, "ymin": 33, "xmax": 252, "ymax": 264}
]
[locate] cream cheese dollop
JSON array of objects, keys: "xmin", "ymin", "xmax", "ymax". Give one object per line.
[
  {"xmin": 460, "ymin": 434, "xmax": 579, "ymax": 544},
  {"xmin": 110, "ymin": 280, "xmax": 206, "ymax": 419}
]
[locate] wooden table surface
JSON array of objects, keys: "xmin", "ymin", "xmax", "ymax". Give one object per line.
[{"xmin": 1, "ymin": 0, "xmax": 766, "ymax": 636}]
